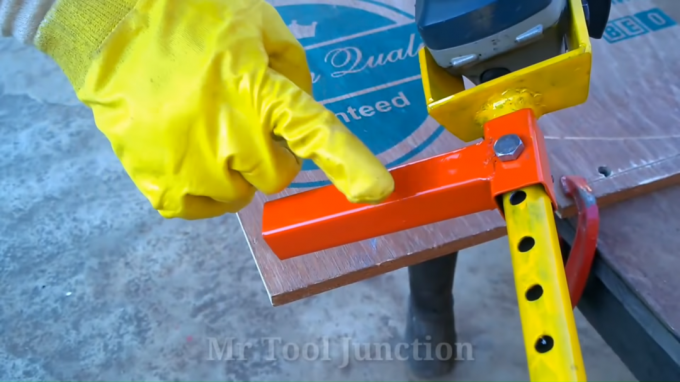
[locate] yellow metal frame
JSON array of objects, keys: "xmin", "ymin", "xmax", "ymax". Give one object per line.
[
  {"xmin": 418, "ymin": 0, "xmax": 593, "ymax": 142},
  {"xmin": 503, "ymin": 186, "xmax": 586, "ymax": 381}
]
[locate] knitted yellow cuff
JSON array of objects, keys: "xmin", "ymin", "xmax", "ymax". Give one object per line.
[{"xmin": 34, "ymin": 0, "xmax": 137, "ymax": 90}]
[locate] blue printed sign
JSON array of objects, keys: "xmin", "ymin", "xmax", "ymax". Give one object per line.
[
  {"xmin": 271, "ymin": 0, "xmax": 444, "ymax": 188},
  {"xmin": 604, "ymin": 7, "xmax": 677, "ymax": 43}
]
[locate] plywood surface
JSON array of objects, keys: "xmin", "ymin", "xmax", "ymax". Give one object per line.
[
  {"xmin": 594, "ymin": 184, "xmax": 680, "ymax": 340},
  {"xmin": 238, "ymin": 0, "xmax": 680, "ymax": 305}
]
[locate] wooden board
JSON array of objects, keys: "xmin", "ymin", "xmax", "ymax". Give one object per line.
[
  {"xmin": 238, "ymin": 0, "xmax": 680, "ymax": 305},
  {"xmin": 595, "ymin": 184, "xmax": 680, "ymax": 342}
]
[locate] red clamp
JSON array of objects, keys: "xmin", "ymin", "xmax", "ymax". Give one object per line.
[{"xmin": 560, "ymin": 176, "xmax": 600, "ymax": 308}]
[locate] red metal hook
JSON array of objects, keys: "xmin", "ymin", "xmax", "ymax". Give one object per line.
[{"xmin": 560, "ymin": 175, "xmax": 600, "ymax": 308}]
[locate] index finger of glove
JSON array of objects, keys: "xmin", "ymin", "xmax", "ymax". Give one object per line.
[{"xmin": 262, "ymin": 68, "xmax": 395, "ymax": 204}]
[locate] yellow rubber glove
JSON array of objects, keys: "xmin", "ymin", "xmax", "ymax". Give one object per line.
[{"xmin": 35, "ymin": 0, "xmax": 394, "ymax": 219}]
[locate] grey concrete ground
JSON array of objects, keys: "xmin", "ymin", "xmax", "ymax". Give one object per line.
[{"xmin": 0, "ymin": 37, "xmax": 636, "ymax": 381}]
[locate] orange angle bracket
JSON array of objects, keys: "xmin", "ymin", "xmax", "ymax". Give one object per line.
[{"xmin": 262, "ymin": 108, "xmax": 556, "ymax": 260}]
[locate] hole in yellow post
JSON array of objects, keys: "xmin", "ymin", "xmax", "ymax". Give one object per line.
[
  {"xmin": 525, "ymin": 284, "xmax": 544, "ymax": 301},
  {"xmin": 510, "ymin": 190, "xmax": 527, "ymax": 205},
  {"xmin": 518, "ymin": 236, "xmax": 535, "ymax": 252},
  {"xmin": 535, "ymin": 335, "xmax": 555, "ymax": 353}
]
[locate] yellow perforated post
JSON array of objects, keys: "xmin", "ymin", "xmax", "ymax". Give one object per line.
[{"xmin": 503, "ymin": 185, "xmax": 586, "ymax": 382}]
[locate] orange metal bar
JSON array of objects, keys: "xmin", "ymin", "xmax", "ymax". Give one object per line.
[{"xmin": 262, "ymin": 109, "xmax": 556, "ymax": 260}]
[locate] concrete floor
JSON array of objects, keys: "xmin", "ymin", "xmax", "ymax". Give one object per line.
[{"xmin": 0, "ymin": 37, "xmax": 637, "ymax": 381}]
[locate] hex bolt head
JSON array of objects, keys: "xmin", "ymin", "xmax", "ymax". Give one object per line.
[{"xmin": 494, "ymin": 134, "xmax": 525, "ymax": 162}]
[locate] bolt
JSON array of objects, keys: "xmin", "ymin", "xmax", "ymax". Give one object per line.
[{"xmin": 494, "ymin": 134, "xmax": 525, "ymax": 162}]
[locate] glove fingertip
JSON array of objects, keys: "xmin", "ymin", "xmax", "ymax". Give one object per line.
[{"xmin": 343, "ymin": 172, "xmax": 395, "ymax": 205}]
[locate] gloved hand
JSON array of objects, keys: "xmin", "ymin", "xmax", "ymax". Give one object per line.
[{"xmin": 35, "ymin": 0, "xmax": 394, "ymax": 219}]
